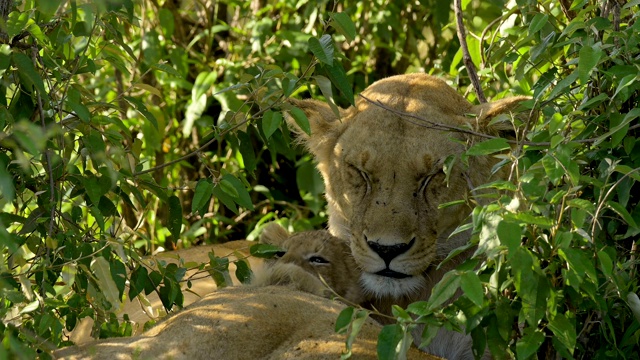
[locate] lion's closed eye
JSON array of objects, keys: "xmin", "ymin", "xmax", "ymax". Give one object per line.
[{"xmin": 308, "ymin": 255, "xmax": 329, "ymax": 264}]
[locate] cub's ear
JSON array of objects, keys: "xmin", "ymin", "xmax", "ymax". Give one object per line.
[
  {"xmin": 285, "ymin": 98, "xmax": 347, "ymax": 157},
  {"xmin": 471, "ymin": 96, "xmax": 531, "ymax": 136},
  {"xmin": 259, "ymin": 222, "xmax": 290, "ymax": 246}
]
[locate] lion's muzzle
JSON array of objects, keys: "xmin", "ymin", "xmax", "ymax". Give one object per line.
[{"xmin": 366, "ymin": 237, "xmax": 415, "ymax": 265}]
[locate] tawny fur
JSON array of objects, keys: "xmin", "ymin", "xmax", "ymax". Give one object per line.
[
  {"xmin": 53, "ymin": 286, "xmax": 440, "ymax": 360},
  {"xmin": 252, "ymin": 223, "xmax": 366, "ymax": 304},
  {"xmin": 286, "ymin": 73, "xmax": 528, "ymax": 359}
]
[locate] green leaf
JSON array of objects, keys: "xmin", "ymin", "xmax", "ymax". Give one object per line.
[
  {"xmin": 152, "ymin": 63, "xmax": 183, "ymax": 78},
  {"xmin": 606, "ymin": 201, "xmax": 638, "ymax": 228},
  {"xmin": 558, "ymin": 248, "xmax": 597, "ymax": 281},
  {"xmin": 158, "ymin": 8, "xmax": 175, "ymax": 38},
  {"xmin": 192, "ymin": 179, "xmax": 214, "ymax": 213},
  {"xmin": 335, "ymin": 306, "xmax": 355, "ymax": 334},
  {"xmin": 465, "ymin": 138, "xmax": 510, "ymax": 156},
  {"xmin": 6, "ymin": 12, "xmax": 31, "ymax": 39},
  {"xmin": 528, "ymin": 13, "xmax": 549, "ymax": 35},
  {"xmin": 330, "ymin": 13, "xmax": 356, "ymax": 42},
  {"xmin": 234, "ymin": 259, "xmax": 252, "ymax": 285},
  {"xmin": 612, "ymin": 74, "xmax": 636, "ymax": 100},
  {"xmin": 261, "ymin": 110, "xmax": 282, "ymax": 139},
  {"xmin": 308, "ymin": 34, "xmax": 334, "ymax": 66},
  {"xmin": 124, "ymin": 96, "xmax": 158, "ymax": 129},
  {"xmin": 13, "ymin": 53, "xmax": 48, "ymax": 101},
  {"xmin": 314, "ymin": 75, "xmax": 340, "ymax": 118},
  {"xmin": 220, "ymin": 174, "xmax": 254, "ymax": 210},
  {"xmin": 516, "ymin": 328, "xmax": 545, "ymax": 359},
  {"xmin": 91, "ymin": 257, "xmax": 121, "ymax": 309},
  {"xmin": 237, "ymin": 131, "xmax": 257, "ymax": 173},
  {"xmin": 219, "ymin": 179, "xmax": 239, "ymax": 198},
  {"xmin": 548, "ymin": 70, "xmax": 579, "ymax": 100},
  {"xmin": 460, "ymin": 271, "xmax": 484, "ymax": 307},
  {"xmin": 19, "ymin": 300, "xmax": 40, "ymax": 315},
  {"xmin": 289, "ymin": 106, "xmax": 311, "ymax": 135},
  {"xmin": 345, "ymin": 310, "xmax": 369, "ymax": 352},
  {"xmin": 110, "ymin": 259, "xmax": 127, "ymax": 299},
  {"xmin": 193, "ymin": 71, "xmax": 217, "ymax": 102},
  {"xmin": 627, "ymin": 292, "xmax": 640, "ymax": 323},
  {"xmin": 497, "ymin": 220, "xmax": 521, "ymax": 254},
  {"xmin": 578, "ymin": 46, "xmax": 602, "ymax": 84},
  {"xmin": 249, "ymin": 243, "xmax": 282, "ymax": 258},
  {"xmin": 67, "ymin": 87, "xmax": 91, "ymax": 122},
  {"xmin": 513, "ymin": 248, "xmax": 548, "ymax": 326},
  {"xmin": 211, "ymin": 184, "xmax": 238, "ymax": 214},
  {"xmin": 548, "ymin": 313, "xmax": 576, "ymax": 355},
  {"xmin": 427, "ymin": 271, "xmax": 461, "ymax": 310},
  {"xmin": 208, "ymin": 254, "xmax": 231, "ymax": 287},
  {"xmin": 377, "ymin": 324, "xmax": 403, "ymax": 360},
  {"xmin": 324, "ymin": 60, "xmax": 354, "ymax": 106},
  {"xmin": 129, "ymin": 266, "xmax": 149, "ymax": 299},
  {"xmin": 167, "ymin": 195, "xmax": 182, "ymax": 239},
  {"xmin": 597, "ymin": 250, "xmax": 613, "ymax": 279},
  {"xmin": 296, "ymin": 161, "xmax": 324, "ymax": 196}
]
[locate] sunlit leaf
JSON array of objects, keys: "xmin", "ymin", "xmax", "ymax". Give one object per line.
[
  {"xmin": 466, "ymin": 138, "xmax": 510, "ymax": 156},
  {"xmin": 249, "ymin": 243, "xmax": 282, "ymax": 259},
  {"xmin": 460, "ymin": 271, "xmax": 484, "ymax": 307},
  {"xmin": 91, "ymin": 257, "xmax": 121, "ymax": 308},
  {"xmin": 261, "ymin": 110, "xmax": 282, "ymax": 139},
  {"xmin": 308, "ymin": 34, "xmax": 334, "ymax": 66},
  {"xmin": 427, "ymin": 271, "xmax": 460, "ymax": 310},
  {"xmin": 516, "ymin": 329, "xmax": 545, "ymax": 359},
  {"xmin": 234, "ymin": 259, "xmax": 252, "ymax": 284},
  {"xmin": 528, "ymin": 13, "xmax": 549, "ymax": 34},
  {"xmin": 330, "ymin": 13, "xmax": 356, "ymax": 42},
  {"xmin": 192, "ymin": 179, "xmax": 214, "ymax": 213},
  {"xmin": 377, "ymin": 324, "xmax": 403, "ymax": 360},
  {"xmin": 578, "ymin": 46, "xmax": 602, "ymax": 84},
  {"xmin": 548, "ymin": 313, "xmax": 576, "ymax": 355},
  {"xmin": 289, "ymin": 106, "xmax": 311, "ymax": 135}
]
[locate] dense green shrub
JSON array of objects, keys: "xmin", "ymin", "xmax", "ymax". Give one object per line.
[{"xmin": 0, "ymin": 0, "xmax": 638, "ymax": 359}]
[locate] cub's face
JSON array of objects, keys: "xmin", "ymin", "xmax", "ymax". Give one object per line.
[{"xmin": 259, "ymin": 224, "xmax": 364, "ymax": 303}]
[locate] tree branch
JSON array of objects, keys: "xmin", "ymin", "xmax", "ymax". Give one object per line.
[
  {"xmin": 358, "ymin": 94, "xmax": 621, "ymax": 146},
  {"xmin": 454, "ymin": 0, "xmax": 487, "ymax": 103}
]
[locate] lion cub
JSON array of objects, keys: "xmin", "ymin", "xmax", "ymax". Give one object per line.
[{"xmin": 252, "ymin": 223, "xmax": 365, "ymax": 304}]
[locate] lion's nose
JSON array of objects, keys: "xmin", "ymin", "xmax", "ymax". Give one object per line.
[{"xmin": 366, "ymin": 238, "xmax": 415, "ymax": 266}]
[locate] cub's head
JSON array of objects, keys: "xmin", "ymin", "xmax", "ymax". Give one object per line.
[
  {"xmin": 286, "ymin": 73, "xmax": 528, "ymax": 299},
  {"xmin": 257, "ymin": 223, "xmax": 365, "ymax": 304}
]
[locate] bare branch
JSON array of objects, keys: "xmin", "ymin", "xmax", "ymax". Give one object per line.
[
  {"xmin": 454, "ymin": 0, "xmax": 487, "ymax": 103},
  {"xmin": 358, "ymin": 94, "xmax": 619, "ymax": 146}
]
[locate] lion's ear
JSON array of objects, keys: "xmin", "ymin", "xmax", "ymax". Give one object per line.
[
  {"xmin": 471, "ymin": 96, "xmax": 531, "ymax": 136},
  {"xmin": 285, "ymin": 98, "xmax": 346, "ymax": 157},
  {"xmin": 259, "ymin": 222, "xmax": 290, "ymax": 246}
]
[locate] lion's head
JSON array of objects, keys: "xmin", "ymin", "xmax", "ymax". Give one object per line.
[
  {"xmin": 254, "ymin": 223, "xmax": 365, "ymax": 304},
  {"xmin": 287, "ymin": 73, "xmax": 527, "ymax": 299}
]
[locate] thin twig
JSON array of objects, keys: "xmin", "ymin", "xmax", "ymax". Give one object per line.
[
  {"xmin": 359, "ymin": 94, "xmax": 638, "ymax": 147},
  {"xmin": 454, "ymin": 0, "xmax": 486, "ymax": 103}
]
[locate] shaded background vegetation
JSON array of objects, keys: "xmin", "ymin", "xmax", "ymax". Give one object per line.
[{"xmin": 0, "ymin": 0, "xmax": 638, "ymax": 359}]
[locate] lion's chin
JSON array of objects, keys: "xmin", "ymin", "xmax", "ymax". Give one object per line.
[{"xmin": 360, "ymin": 272, "xmax": 425, "ymax": 298}]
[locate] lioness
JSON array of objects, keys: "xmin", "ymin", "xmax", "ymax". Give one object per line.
[
  {"xmin": 253, "ymin": 222, "xmax": 366, "ymax": 304},
  {"xmin": 286, "ymin": 73, "xmax": 527, "ymax": 358},
  {"xmin": 55, "ymin": 228, "xmax": 439, "ymax": 360},
  {"xmin": 54, "ymin": 286, "xmax": 440, "ymax": 360}
]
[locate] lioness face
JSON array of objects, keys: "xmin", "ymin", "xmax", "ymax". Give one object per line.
[{"xmin": 288, "ymin": 73, "xmax": 527, "ymax": 298}]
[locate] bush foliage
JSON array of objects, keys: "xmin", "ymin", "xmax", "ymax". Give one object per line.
[{"xmin": 0, "ymin": 0, "xmax": 638, "ymax": 359}]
